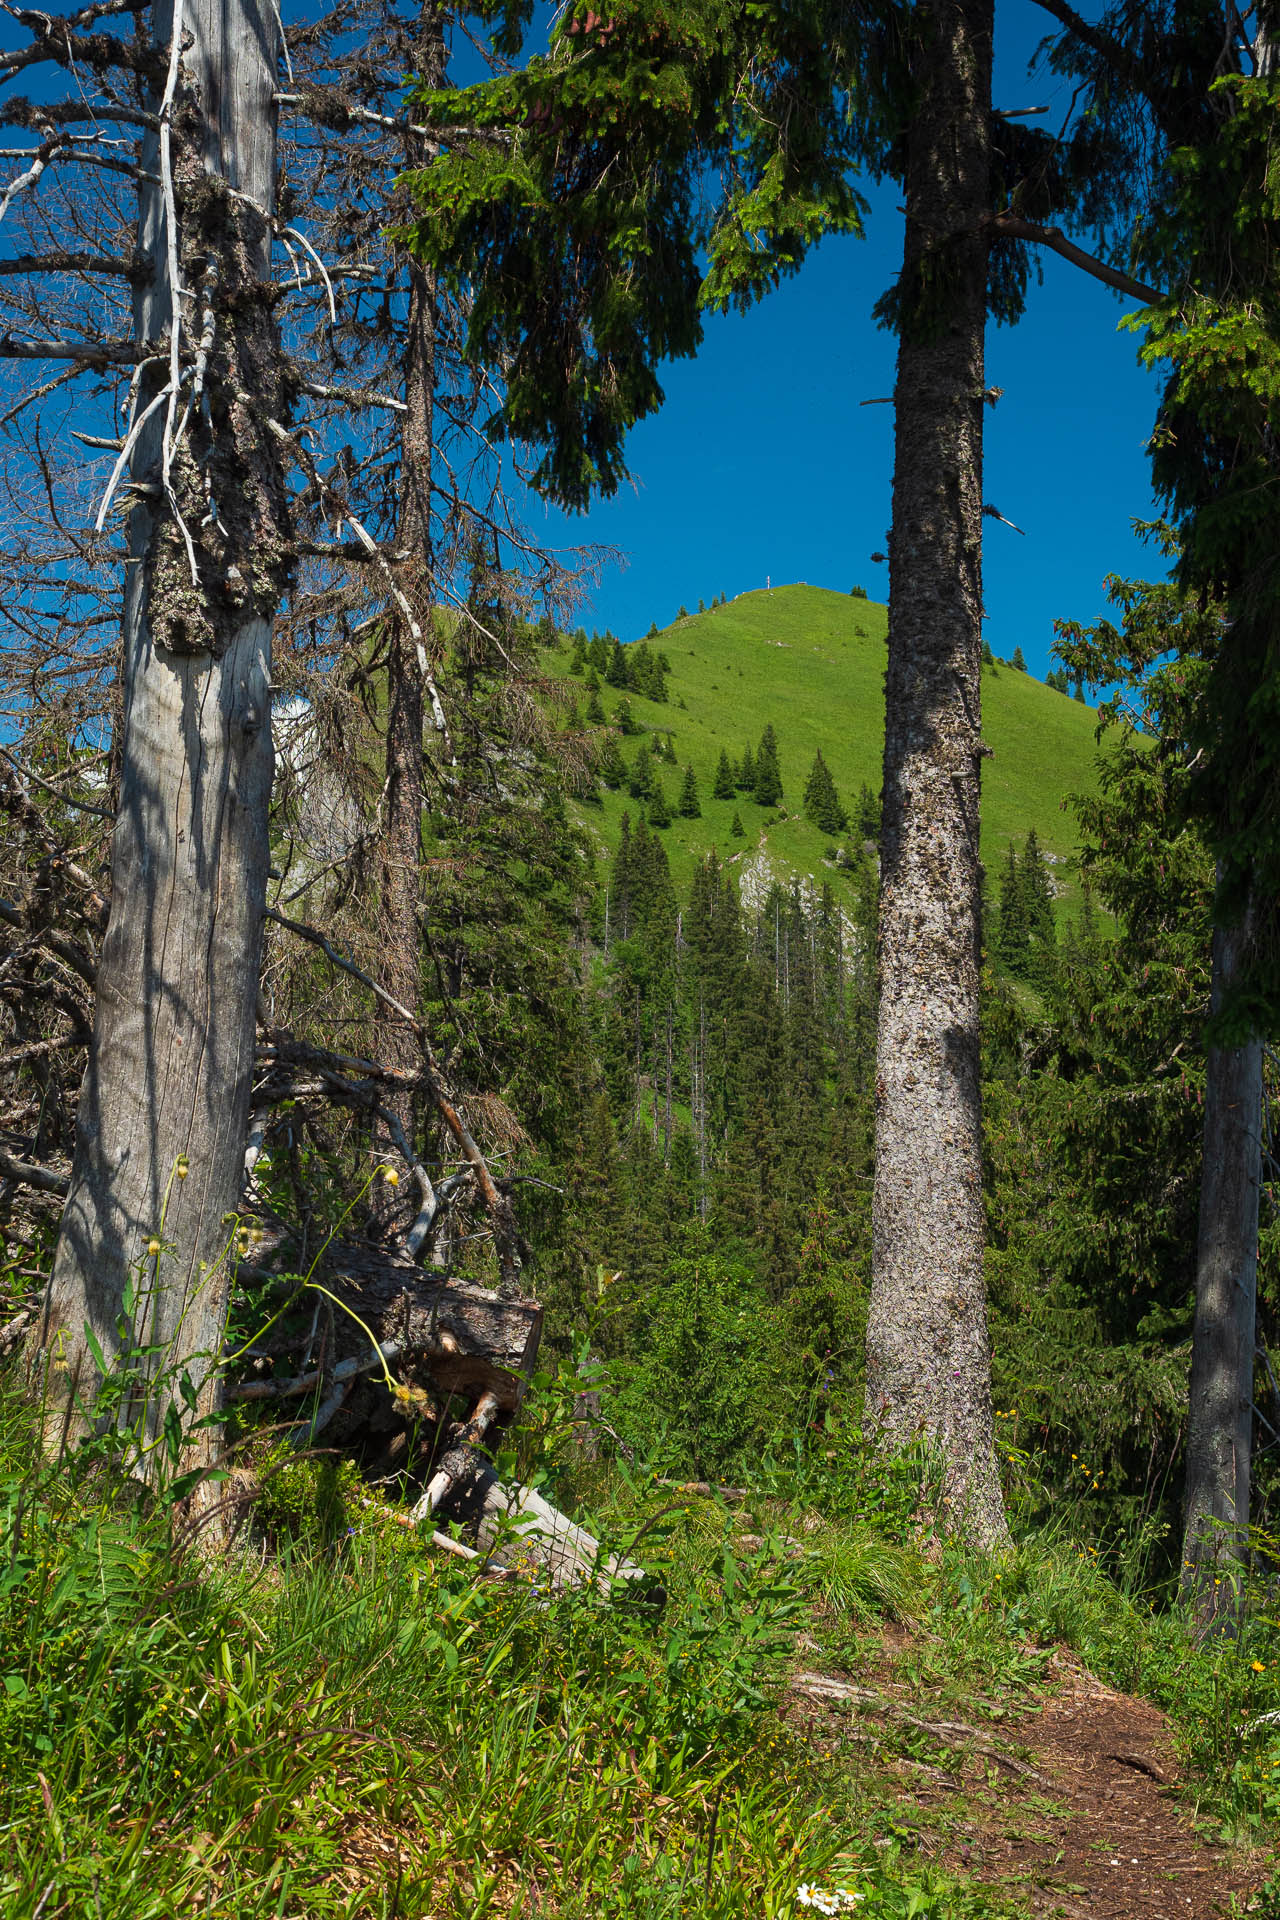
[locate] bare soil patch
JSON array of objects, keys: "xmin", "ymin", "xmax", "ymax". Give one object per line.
[
  {"xmin": 959, "ymin": 1661, "xmax": 1262, "ymax": 1917},
  {"xmin": 789, "ymin": 1653, "xmax": 1269, "ymax": 1918}
]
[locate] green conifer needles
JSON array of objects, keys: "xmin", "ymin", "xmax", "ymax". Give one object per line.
[
  {"xmin": 400, "ymin": 0, "xmax": 869, "ymax": 508},
  {"xmin": 803, "ymin": 749, "xmax": 846, "ymax": 834},
  {"xmin": 1126, "ymin": 69, "xmax": 1280, "ymax": 1014}
]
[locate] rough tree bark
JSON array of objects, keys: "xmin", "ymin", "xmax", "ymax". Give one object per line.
[
  {"xmin": 36, "ymin": 0, "xmax": 290, "ymax": 1462},
  {"xmin": 1182, "ymin": 903, "xmax": 1263, "ymax": 1621},
  {"xmin": 864, "ymin": 0, "xmax": 1008, "ymax": 1547},
  {"xmin": 371, "ymin": 6, "xmax": 444, "ymax": 1228}
]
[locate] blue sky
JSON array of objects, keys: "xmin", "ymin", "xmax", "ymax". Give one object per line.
[{"xmin": 529, "ymin": 2, "xmax": 1166, "ymax": 677}]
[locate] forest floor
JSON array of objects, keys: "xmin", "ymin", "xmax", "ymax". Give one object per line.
[{"xmin": 788, "ymin": 1638, "xmax": 1269, "ymax": 1918}]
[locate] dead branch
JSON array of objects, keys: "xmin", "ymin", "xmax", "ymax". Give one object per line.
[
  {"xmin": 415, "ymin": 1440, "xmax": 663, "ymax": 1600},
  {"xmin": 263, "ymin": 910, "xmax": 523, "ymax": 1292},
  {"xmin": 0, "ymin": 1147, "xmax": 69, "ymax": 1195},
  {"xmin": 791, "ymin": 1673, "xmax": 1050, "ymax": 1784},
  {"xmin": 226, "ymin": 1336, "xmax": 402, "ymax": 1403},
  {"xmin": 986, "ymin": 212, "xmax": 1164, "ymax": 305}
]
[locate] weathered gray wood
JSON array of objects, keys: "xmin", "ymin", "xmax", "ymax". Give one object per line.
[
  {"xmin": 316, "ymin": 1240, "xmax": 543, "ymax": 1408},
  {"xmin": 864, "ymin": 0, "xmax": 1008, "ymax": 1548},
  {"xmin": 427, "ymin": 1442, "xmax": 662, "ymax": 1601},
  {"xmin": 370, "ymin": 7, "xmax": 444, "ymax": 1237},
  {"xmin": 37, "ymin": 0, "xmax": 290, "ymax": 1466},
  {"xmin": 1182, "ymin": 906, "xmax": 1263, "ymax": 1621}
]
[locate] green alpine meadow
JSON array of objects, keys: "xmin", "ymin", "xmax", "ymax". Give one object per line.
[{"xmin": 549, "ymin": 583, "xmax": 1101, "ymax": 907}]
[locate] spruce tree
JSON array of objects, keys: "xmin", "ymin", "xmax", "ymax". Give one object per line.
[
  {"xmin": 585, "ymin": 687, "xmax": 606, "ymax": 726},
  {"xmin": 730, "ymin": 811, "xmax": 745, "ymax": 839},
  {"xmin": 402, "ymin": 0, "xmax": 1110, "ymax": 1544},
  {"xmin": 615, "ymin": 697, "xmax": 639, "ymax": 736},
  {"xmin": 803, "ymin": 750, "xmax": 845, "ymax": 834},
  {"xmin": 737, "ymin": 744, "xmax": 756, "ymax": 792},
  {"xmin": 648, "ymin": 779, "xmax": 672, "ymax": 828},
  {"xmin": 1021, "ymin": 831, "xmax": 1058, "ymax": 990},
  {"xmin": 647, "ymin": 621, "xmax": 659, "ymax": 639},
  {"xmin": 598, "ymin": 732, "xmax": 627, "ymax": 789},
  {"xmin": 607, "ymin": 636, "xmax": 630, "ymax": 688},
  {"xmin": 712, "ymin": 749, "xmax": 736, "ymax": 800},
  {"xmin": 587, "ymin": 633, "xmax": 609, "ymax": 675},
  {"xmin": 569, "ymin": 631, "xmax": 588, "ymax": 675},
  {"xmin": 853, "ymin": 783, "xmax": 881, "ymax": 843},
  {"xmin": 678, "ymin": 765, "xmax": 701, "ymax": 818},
  {"xmin": 628, "ymin": 641, "xmax": 653, "ymax": 698},
  {"xmin": 994, "ymin": 842, "xmax": 1030, "ymax": 974},
  {"xmin": 754, "ymin": 724, "xmax": 782, "ymax": 806},
  {"xmin": 612, "ymin": 812, "xmax": 635, "ymax": 939},
  {"xmin": 1021, "ymin": 830, "xmax": 1056, "ymax": 945},
  {"xmin": 629, "ymin": 742, "xmax": 655, "ymax": 800},
  {"xmin": 1011, "ymin": 645, "xmax": 1027, "ymax": 671}
]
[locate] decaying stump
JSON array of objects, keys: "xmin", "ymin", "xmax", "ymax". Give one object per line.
[
  {"xmin": 232, "ymin": 1228, "xmax": 542, "ymax": 1416},
  {"xmin": 230, "ymin": 1228, "xmax": 659, "ymax": 1601}
]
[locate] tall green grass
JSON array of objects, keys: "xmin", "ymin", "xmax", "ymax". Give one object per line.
[
  {"xmin": 3, "ymin": 1356, "xmax": 1277, "ymax": 1918},
  {"xmin": 0, "ymin": 1369, "xmax": 1007, "ymax": 1920}
]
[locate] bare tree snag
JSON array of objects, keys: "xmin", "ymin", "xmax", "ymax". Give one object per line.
[
  {"xmin": 36, "ymin": 0, "xmax": 290, "ymax": 1464},
  {"xmin": 865, "ymin": 0, "xmax": 1009, "ymax": 1549},
  {"xmin": 371, "ymin": 6, "xmax": 444, "ymax": 1229}
]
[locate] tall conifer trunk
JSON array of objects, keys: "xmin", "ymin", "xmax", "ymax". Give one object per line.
[
  {"xmin": 38, "ymin": 0, "xmax": 289, "ymax": 1461},
  {"xmin": 864, "ymin": 0, "xmax": 1008, "ymax": 1546},
  {"xmin": 1182, "ymin": 904, "xmax": 1263, "ymax": 1620}
]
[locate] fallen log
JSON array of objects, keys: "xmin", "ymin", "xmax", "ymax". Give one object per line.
[{"xmin": 237, "ymin": 1229, "xmax": 543, "ymax": 1412}]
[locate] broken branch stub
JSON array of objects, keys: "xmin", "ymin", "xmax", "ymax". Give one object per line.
[{"xmin": 422, "ymin": 1442, "xmax": 665, "ymax": 1604}]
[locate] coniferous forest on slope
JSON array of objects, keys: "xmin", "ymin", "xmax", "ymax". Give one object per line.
[{"xmin": 3, "ymin": 0, "xmax": 1280, "ymax": 1914}]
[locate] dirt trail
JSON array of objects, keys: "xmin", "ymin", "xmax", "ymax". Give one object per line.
[
  {"xmin": 790, "ymin": 1656, "xmax": 1266, "ymax": 1918},
  {"xmin": 965, "ymin": 1664, "xmax": 1256, "ymax": 1918}
]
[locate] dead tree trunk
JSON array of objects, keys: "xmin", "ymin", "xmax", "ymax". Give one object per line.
[
  {"xmin": 37, "ymin": 0, "xmax": 290, "ymax": 1464},
  {"xmin": 864, "ymin": 0, "xmax": 1008, "ymax": 1549},
  {"xmin": 1182, "ymin": 904, "xmax": 1263, "ymax": 1622},
  {"xmin": 371, "ymin": 7, "xmax": 444, "ymax": 1227}
]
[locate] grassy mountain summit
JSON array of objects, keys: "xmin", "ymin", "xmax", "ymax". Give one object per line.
[{"xmin": 554, "ymin": 583, "xmax": 1101, "ymax": 908}]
